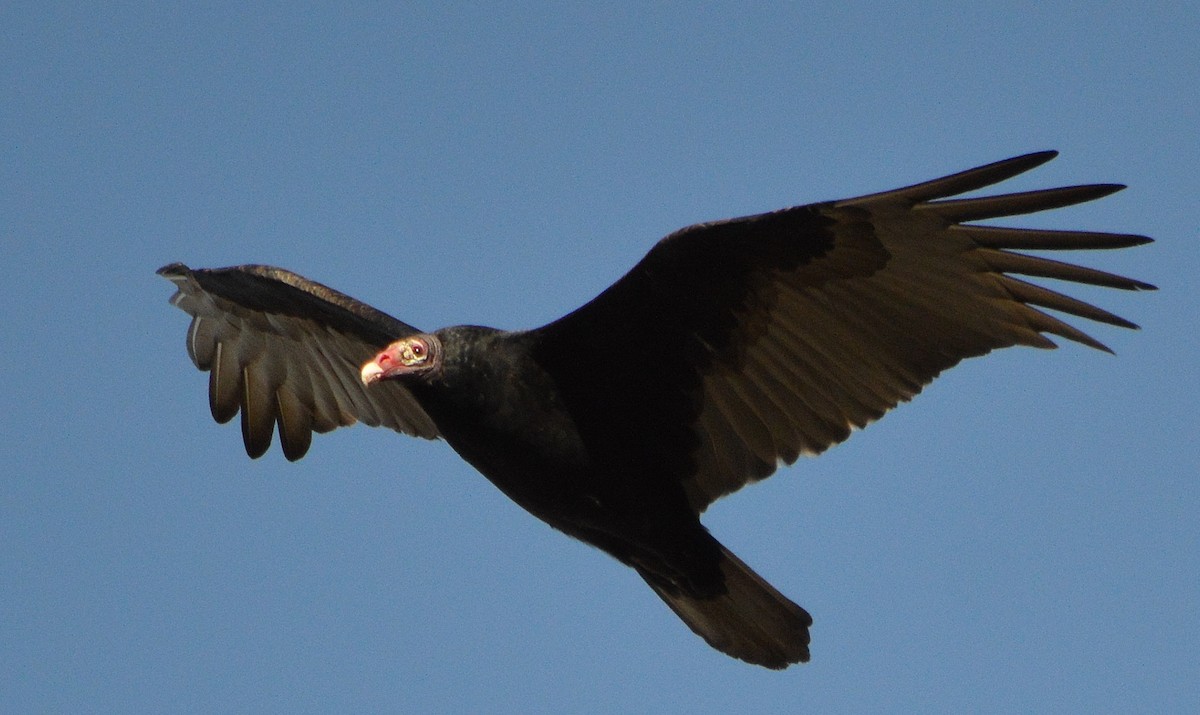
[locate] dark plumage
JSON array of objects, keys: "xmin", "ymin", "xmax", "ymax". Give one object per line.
[{"xmin": 159, "ymin": 152, "xmax": 1154, "ymax": 669}]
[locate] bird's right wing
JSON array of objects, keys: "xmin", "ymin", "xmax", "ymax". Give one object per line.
[{"xmin": 159, "ymin": 263, "xmax": 438, "ymax": 461}]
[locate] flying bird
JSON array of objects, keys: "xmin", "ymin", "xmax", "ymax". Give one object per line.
[{"xmin": 159, "ymin": 151, "xmax": 1153, "ymax": 669}]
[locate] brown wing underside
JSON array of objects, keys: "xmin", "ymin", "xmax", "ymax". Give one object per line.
[{"xmin": 533, "ymin": 152, "xmax": 1154, "ymax": 512}]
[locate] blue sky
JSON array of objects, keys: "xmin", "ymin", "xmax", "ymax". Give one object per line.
[{"xmin": 3, "ymin": 3, "xmax": 1196, "ymax": 712}]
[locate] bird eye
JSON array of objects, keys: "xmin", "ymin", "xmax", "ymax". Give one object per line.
[{"xmin": 411, "ymin": 342, "xmax": 425, "ymax": 356}]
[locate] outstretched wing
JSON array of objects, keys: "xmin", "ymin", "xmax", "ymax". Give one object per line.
[
  {"xmin": 531, "ymin": 152, "xmax": 1154, "ymax": 512},
  {"xmin": 159, "ymin": 263, "xmax": 438, "ymax": 461}
]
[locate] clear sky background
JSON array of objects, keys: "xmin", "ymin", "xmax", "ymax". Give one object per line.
[{"xmin": 3, "ymin": 3, "xmax": 1196, "ymax": 713}]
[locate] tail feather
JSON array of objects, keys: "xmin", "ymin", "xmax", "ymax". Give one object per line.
[{"xmin": 640, "ymin": 543, "xmax": 811, "ymax": 669}]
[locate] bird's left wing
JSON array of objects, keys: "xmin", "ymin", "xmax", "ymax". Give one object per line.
[
  {"xmin": 530, "ymin": 152, "xmax": 1154, "ymax": 512},
  {"xmin": 159, "ymin": 263, "xmax": 438, "ymax": 461}
]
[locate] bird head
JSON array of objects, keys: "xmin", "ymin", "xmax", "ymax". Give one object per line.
[{"xmin": 361, "ymin": 334, "xmax": 443, "ymax": 384}]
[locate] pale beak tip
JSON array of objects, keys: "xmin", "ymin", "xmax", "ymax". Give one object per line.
[{"xmin": 360, "ymin": 360, "xmax": 384, "ymax": 386}]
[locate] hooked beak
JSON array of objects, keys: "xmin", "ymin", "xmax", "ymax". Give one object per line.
[{"xmin": 360, "ymin": 359, "xmax": 385, "ymax": 385}]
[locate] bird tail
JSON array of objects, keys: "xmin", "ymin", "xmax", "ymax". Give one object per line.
[{"xmin": 639, "ymin": 542, "xmax": 812, "ymax": 669}]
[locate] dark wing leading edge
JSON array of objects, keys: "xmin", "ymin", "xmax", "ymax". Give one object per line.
[
  {"xmin": 531, "ymin": 152, "xmax": 1154, "ymax": 513},
  {"xmin": 159, "ymin": 263, "xmax": 438, "ymax": 461}
]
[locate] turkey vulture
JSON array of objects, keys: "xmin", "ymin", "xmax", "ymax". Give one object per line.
[{"xmin": 159, "ymin": 151, "xmax": 1153, "ymax": 669}]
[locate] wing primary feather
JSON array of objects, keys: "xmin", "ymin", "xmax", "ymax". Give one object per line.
[
  {"xmin": 996, "ymin": 275, "xmax": 1140, "ymax": 330},
  {"xmin": 1017, "ymin": 308, "xmax": 1112, "ymax": 352},
  {"xmin": 953, "ymin": 225, "xmax": 1153, "ymax": 251},
  {"xmin": 976, "ymin": 249, "xmax": 1157, "ymax": 290},
  {"xmin": 840, "ymin": 151, "xmax": 1059, "ymax": 205},
  {"xmin": 918, "ymin": 184, "xmax": 1125, "ymax": 223}
]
